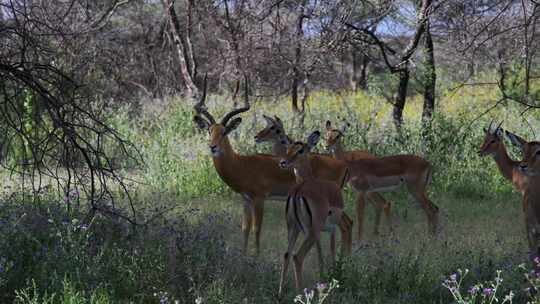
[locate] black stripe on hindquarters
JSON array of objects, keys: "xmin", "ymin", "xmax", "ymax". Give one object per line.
[
  {"xmin": 340, "ymin": 168, "xmax": 349, "ymax": 189},
  {"xmin": 293, "ymin": 196, "xmax": 305, "ymax": 233},
  {"xmin": 303, "ymin": 197, "xmax": 313, "ymax": 228}
]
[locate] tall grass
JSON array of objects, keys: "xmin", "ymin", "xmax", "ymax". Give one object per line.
[{"xmin": 2, "ymin": 86, "xmax": 539, "ymax": 303}]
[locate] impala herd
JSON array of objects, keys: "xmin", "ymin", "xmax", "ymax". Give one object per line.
[{"xmin": 192, "ymin": 80, "xmax": 540, "ymax": 296}]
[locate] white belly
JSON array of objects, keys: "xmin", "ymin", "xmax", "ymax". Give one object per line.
[{"xmin": 366, "ymin": 175, "xmax": 405, "ymax": 192}]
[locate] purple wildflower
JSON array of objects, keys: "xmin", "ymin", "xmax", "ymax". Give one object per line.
[
  {"xmin": 316, "ymin": 282, "xmax": 328, "ymax": 291},
  {"xmin": 483, "ymin": 288, "xmax": 494, "ymax": 297},
  {"xmin": 304, "ymin": 288, "xmax": 314, "ymax": 298},
  {"xmin": 469, "ymin": 286, "xmax": 479, "ymax": 295}
]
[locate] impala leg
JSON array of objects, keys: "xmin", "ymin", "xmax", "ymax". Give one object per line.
[
  {"xmin": 330, "ymin": 230, "xmax": 336, "ymax": 265},
  {"xmin": 315, "ymin": 240, "xmax": 324, "ymax": 275},
  {"xmin": 366, "ymin": 192, "xmax": 393, "ymax": 234},
  {"xmin": 409, "ymin": 189, "xmax": 439, "ymax": 235},
  {"xmin": 368, "ymin": 194, "xmax": 382, "ymax": 236},
  {"xmin": 338, "ymin": 212, "xmax": 352, "ymax": 255},
  {"xmin": 241, "ymin": 200, "xmax": 253, "ymax": 254},
  {"xmin": 279, "ymin": 226, "xmax": 300, "ymax": 299},
  {"xmin": 524, "ymin": 210, "xmax": 540, "ymax": 265},
  {"xmin": 293, "ymin": 233, "xmax": 317, "ymax": 291},
  {"xmin": 252, "ymin": 197, "xmax": 265, "ymax": 256},
  {"xmin": 355, "ymin": 193, "xmax": 367, "ymax": 240},
  {"xmin": 526, "ymin": 222, "xmax": 537, "ymax": 262}
]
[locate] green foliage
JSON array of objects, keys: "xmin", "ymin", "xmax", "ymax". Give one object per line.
[
  {"xmin": 14, "ymin": 279, "xmax": 111, "ymax": 304},
  {"xmin": 2, "ymin": 83, "xmax": 540, "ymax": 303},
  {"xmin": 105, "ymin": 85, "xmax": 538, "ymax": 201},
  {"xmin": 505, "ymin": 62, "xmax": 540, "ymax": 102}
]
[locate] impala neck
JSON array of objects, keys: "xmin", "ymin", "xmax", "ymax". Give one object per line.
[
  {"xmin": 212, "ymin": 137, "xmax": 238, "ymax": 176},
  {"xmin": 493, "ymin": 143, "xmax": 517, "ymax": 181},
  {"xmin": 331, "ymin": 142, "xmax": 346, "ymax": 160},
  {"xmin": 293, "ymin": 158, "xmax": 315, "ymax": 183}
]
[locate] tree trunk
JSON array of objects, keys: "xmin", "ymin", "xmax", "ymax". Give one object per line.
[
  {"xmin": 183, "ymin": 0, "xmax": 197, "ymax": 80},
  {"xmin": 392, "ymin": 0, "xmax": 432, "ymax": 135},
  {"xmin": 393, "ymin": 69, "xmax": 409, "ymax": 133},
  {"xmin": 353, "ymin": 51, "xmax": 370, "ymax": 91},
  {"xmin": 344, "ymin": 45, "xmax": 355, "ymax": 91},
  {"xmin": 162, "ymin": 0, "xmax": 198, "ymax": 99},
  {"xmin": 291, "ymin": 0, "xmax": 307, "ymax": 114},
  {"xmin": 421, "ymin": 20, "xmax": 436, "ymax": 144}
]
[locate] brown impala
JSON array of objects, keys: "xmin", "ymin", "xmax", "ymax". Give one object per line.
[
  {"xmin": 325, "ymin": 120, "xmax": 439, "ymax": 235},
  {"xmin": 278, "ymin": 131, "xmax": 352, "ymax": 297},
  {"xmin": 255, "ymin": 115, "xmax": 392, "ymax": 239},
  {"xmin": 478, "ymin": 121, "xmax": 528, "ymax": 194},
  {"xmin": 193, "ymin": 79, "xmax": 352, "ymax": 255},
  {"xmin": 508, "ymin": 133, "xmax": 540, "ymax": 260}
]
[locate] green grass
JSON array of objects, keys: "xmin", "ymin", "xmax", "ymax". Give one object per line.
[
  {"xmin": 2, "ymin": 85, "xmax": 540, "ymax": 303},
  {"xmin": 176, "ymin": 189, "xmax": 527, "ymax": 303}
]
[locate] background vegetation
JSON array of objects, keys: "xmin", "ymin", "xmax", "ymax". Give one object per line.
[{"xmin": 1, "ymin": 0, "xmax": 540, "ymax": 303}]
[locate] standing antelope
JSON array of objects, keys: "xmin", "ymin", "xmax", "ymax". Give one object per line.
[
  {"xmin": 278, "ymin": 131, "xmax": 352, "ymax": 297},
  {"xmin": 193, "ymin": 80, "xmax": 293, "ymax": 255},
  {"xmin": 255, "ymin": 115, "xmax": 391, "ymax": 239},
  {"xmin": 193, "ymin": 79, "xmax": 352, "ymax": 255},
  {"xmin": 507, "ymin": 132, "xmax": 540, "ymax": 259},
  {"xmin": 478, "ymin": 121, "xmax": 528, "ymax": 194},
  {"xmin": 324, "ymin": 120, "xmax": 439, "ymax": 235}
]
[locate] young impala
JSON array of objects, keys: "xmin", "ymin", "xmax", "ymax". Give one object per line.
[
  {"xmin": 478, "ymin": 121, "xmax": 528, "ymax": 194},
  {"xmin": 278, "ymin": 131, "xmax": 352, "ymax": 297},
  {"xmin": 255, "ymin": 115, "xmax": 392, "ymax": 239},
  {"xmin": 507, "ymin": 132, "xmax": 540, "ymax": 260},
  {"xmin": 325, "ymin": 120, "xmax": 439, "ymax": 235}
]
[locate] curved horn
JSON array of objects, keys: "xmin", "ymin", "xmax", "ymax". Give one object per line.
[
  {"xmin": 194, "ymin": 74, "xmax": 216, "ymax": 124},
  {"xmin": 495, "ymin": 121, "xmax": 503, "ymax": 131},
  {"xmin": 487, "ymin": 120, "xmax": 494, "ymax": 134},
  {"xmin": 221, "ymin": 75, "xmax": 251, "ymax": 126}
]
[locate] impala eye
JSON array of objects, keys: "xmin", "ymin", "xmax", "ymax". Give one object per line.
[
  {"xmin": 276, "ymin": 129, "xmax": 281, "ymax": 134},
  {"xmin": 298, "ymin": 149, "xmax": 304, "ymax": 154},
  {"xmin": 536, "ymin": 150, "xmax": 540, "ymax": 156},
  {"xmin": 490, "ymin": 140, "xmax": 496, "ymax": 144},
  {"xmin": 270, "ymin": 126, "xmax": 275, "ymax": 130}
]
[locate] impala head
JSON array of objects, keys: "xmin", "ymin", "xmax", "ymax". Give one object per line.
[
  {"xmin": 254, "ymin": 115, "xmax": 287, "ymax": 144},
  {"xmin": 517, "ymin": 142, "xmax": 540, "ymax": 176},
  {"xmin": 324, "ymin": 120, "xmax": 350, "ymax": 152},
  {"xmin": 193, "ymin": 75, "xmax": 250, "ymax": 157},
  {"xmin": 478, "ymin": 121, "xmax": 504, "ymax": 157},
  {"xmin": 279, "ymin": 131, "xmax": 320, "ymax": 169},
  {"xmin": 505, "ymin": 130, "xmax": 540, "ymax": 176}
]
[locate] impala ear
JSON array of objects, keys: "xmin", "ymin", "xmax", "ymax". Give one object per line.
[
  {"xmin": 306, "ymin": 131, "xmax": 321, "ymax": 151},
  {"xmin": 483, "ymin": 127, "xmax": 488, "ymax": 134},
  {"xmin": 274, "ymin": 115, "xmax": 284, "ymax": 128},
  {"xmin": 194, "ymin": 115, "xmax": 210, "ymax": 130},
  {"xmin": 505, "ymin": 130, "xmax": 526, "ymax": 150},
  {"xmin": 325, "ymin": 120, "xmax": 332, "ymax": 131},
  {"xmin": 224, "ymin": 117, "xmax": 242, "ymax": 135}
]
